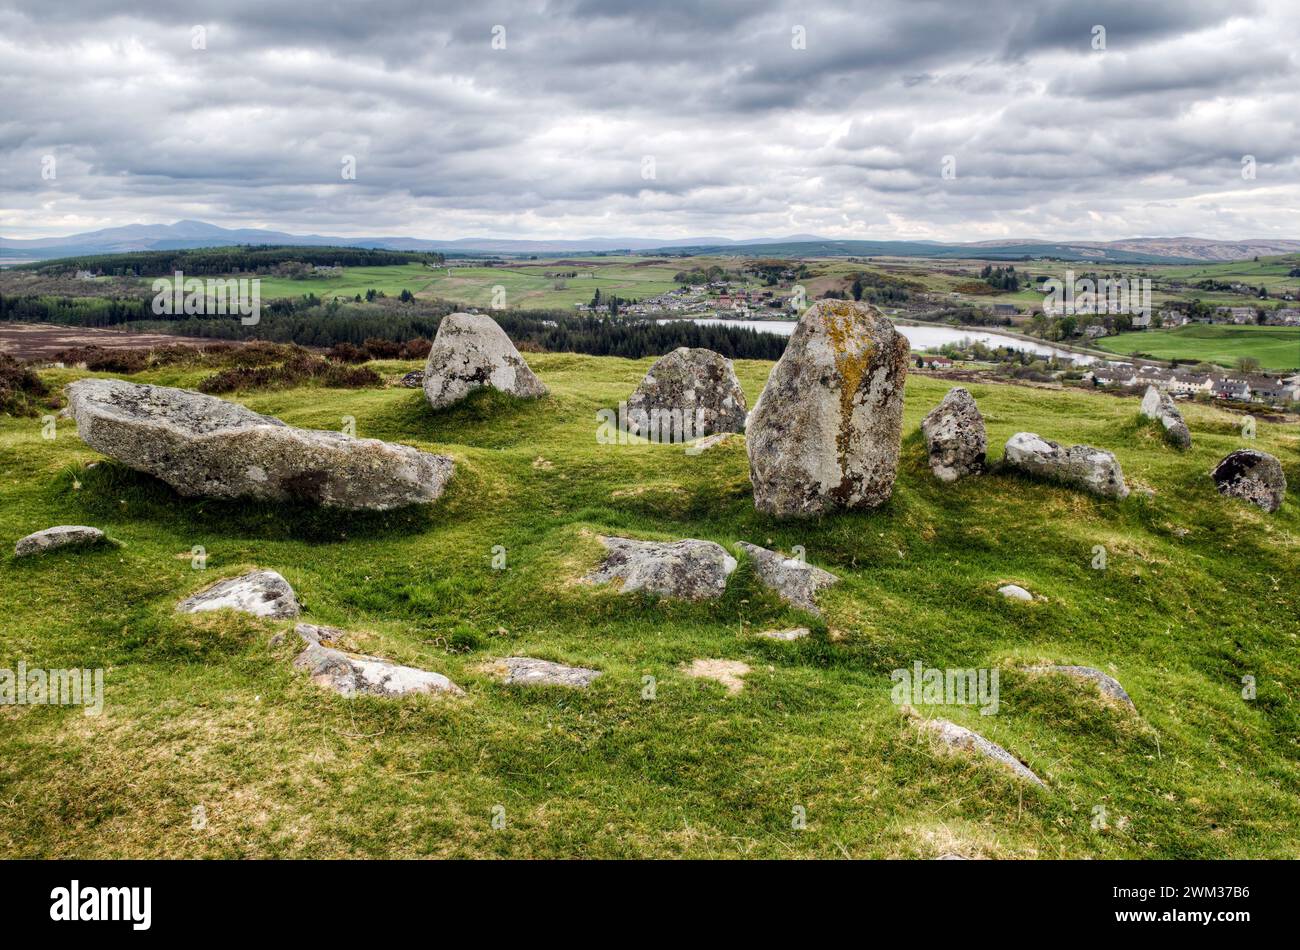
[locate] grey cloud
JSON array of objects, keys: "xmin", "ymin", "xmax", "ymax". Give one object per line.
[{"xmin": 0, "ymin": 0, "xmax": 1296, "ymax": 241}]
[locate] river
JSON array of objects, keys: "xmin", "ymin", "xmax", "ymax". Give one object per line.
[{"xmin": 660, "ymin": 317, "xmax": 1097, "ymax": 364}]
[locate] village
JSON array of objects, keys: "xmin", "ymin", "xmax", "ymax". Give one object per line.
[{"xmin": 1081, "ymin": 361, "xmax": 1300, "ymax": 406}]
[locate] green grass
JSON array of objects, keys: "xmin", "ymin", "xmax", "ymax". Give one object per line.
[
  {"xmin": 416, "ymin": 261, "xmax": 687, "ymax": 309},
  {"xmin": 1095, "ymin": 324, "xmax": 1300, "ymax": 371},
  {"xmin": 1, "ymin": 356, "xmax": 1298, "ymax": 858},
  {"xmin": 190, "ymin": 263, "xmax": 443, "ymax": 302}
]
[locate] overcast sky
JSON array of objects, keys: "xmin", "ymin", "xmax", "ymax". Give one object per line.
[{"xmin": 2, "ymin": 0, "xmax": 1297, "ymax": 242}]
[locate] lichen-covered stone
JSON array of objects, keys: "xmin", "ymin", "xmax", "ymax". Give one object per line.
[
  {"xmin": 755, "ymin": 627, "xmax": 810, "ymax": 641},
  {"xmin": 921, "ymin": 387, "xmax": 986, "ymax": 482},
  {"xmin": 66, "ymin": 378, "xmax": 452, "ymax": 510},
  {"xmin": 487, "ymin": 656, "xmax": 601, "ymax": 688},
  {"xmin": 1024, "ymin": 665, "xmax": 1135, "ymax": 710},
  {"xmin": 1211, "ymin": 449, "xmax": 1286, "ymax": 513},
  {"xmin": 624, "ymin": 347, "xmax": 747, "ymax": 441},
  {"xmin": 15, "ymin": 525, "xmax": 105, "ymax": 557},
  {"xmin": 423, "ymin": 312, "xmax": 547, "ymax": 409},
  {"xmin": 736, "ymin": 541, "xmax": 839, "ymax": 616},
  {"xmin": 917, "ymin": 717, "xmax": 1045, "ymax": 786},
  {"xmin": 1140, "ymin": 386, "xmax": 1191, "ymax": 448},
  {"xmin": 1003, "ymin": 432, "xmax": 1129, "ymax": 499},
  {"xmin": 747, "ymin": 300, "xmax": 909, "ymax": 517},
  {"xmin": 398, "ymin": 370, "xmax": 425, "ymax": 388},
  {"xmin": 177, "ymin": 570, "xmax": 300, "ymax": 619},
  {"xmin": 292, "ymin": 623, "xmax": 462, "ymax": 698},
  {"xmin": 583, "ymin": 536, "xmax": 736, "ymax": 600}
]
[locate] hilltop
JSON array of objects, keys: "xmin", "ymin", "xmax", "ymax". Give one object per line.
[{"xmin": 1, "ymin": 351, "xmax": 1297, "ymax": 858}]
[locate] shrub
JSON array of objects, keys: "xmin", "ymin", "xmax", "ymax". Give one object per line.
[
  {"xmin": 398, "ymin": 337, "xmax": 432, "ymax": 359},
  {"xmin": 362, "ymin": 337, "xmax": 402, "ymax": 359},
  {"xmin": 0, "ymin": 353, "xmax": 52, "ymax": 416},
  {"xmin": 326, "ymin": 342, "xmax": 369, "ymax": 364}
]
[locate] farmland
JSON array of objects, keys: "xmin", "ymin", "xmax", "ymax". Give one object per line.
[{"xmin": 1095, "ymin": 324, "xmax": 1300, "ymax": 371}]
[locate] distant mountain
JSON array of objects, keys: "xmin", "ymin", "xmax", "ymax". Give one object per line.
[{"xmin": 2, "ymin": 220, "xmax": 1297, "ymax": 263}]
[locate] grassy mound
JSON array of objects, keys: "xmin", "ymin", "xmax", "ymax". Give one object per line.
[{"xmin": 0, "ymin": 354, "xmax": 1296, "ymax": 858}]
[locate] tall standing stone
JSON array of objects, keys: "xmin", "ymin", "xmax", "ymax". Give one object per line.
[
  {"xmin": 423, "ymin": 312, "xmax": 548, "ymax": 410},
  {"xmin": 921, "ymin": 387, "xmax": 986, "ymax": 482},
  {"xmin": 747, "ymin": 300, "xmax": 909, "ymax": 517}
]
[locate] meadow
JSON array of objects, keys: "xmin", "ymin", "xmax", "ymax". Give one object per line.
[
  {"xmin": 1, "ymin": 352, "xmax": 1297, "ymax": 858},
  {"xmin": 239, "ymin": 263, "xmax": 443, "ymax": 301},
  {"xmin": 1095, "ymin": 324, "xmax": 1300, "ymax": 371}
]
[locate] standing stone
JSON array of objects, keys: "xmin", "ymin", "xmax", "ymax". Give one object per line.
[
  {"xmin": 423, "ymin": 312, "xmax": 548, "ymax": 409},
  {"xmin": 1003, "ymin": 432, "xmax": 1129, "ymax": 499},
  {"xmin": 177, "ymin": 570, "xmax": 300, "ymax": 619},
  {"xmin": 1140, "ymin": 386, "xmax": 1191, "ymax": 448},
  {"xmin": 66, "ymin": 378, "xmax": 453, "ymax": 510},
  {"xmin": 921, "ymin": 387, "xmax": 986, "ymax": 482},
  {"xmin": 624, "ymin": 347, "xmax": 747, "ymax": 441},
  {"xmin": 15, "ymin": 525, "xmax": 105, "ymax": 558},
  {"xmin": 1211, "ymin": 449, "xmax": 1286, "ymax": 513},
  {"xmin": 747, "ymin": 300, "xmax": 909, "ymax": 517}
]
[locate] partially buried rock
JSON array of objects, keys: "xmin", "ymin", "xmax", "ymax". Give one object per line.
[
  {"xmin": 584, "ymin": 536, "xmax": 736, "ymax": 600},
  {"xmin": 921, "ymin": 387, "xmax": 986, "ymax": 482},
  {"xmin": 1211, "ymin": 449, "xmax": 1286, "ymax": 513},
  {"xmin": 488, "ymin": 657, "xmax": 601, "ymax": 688},
  {"xmin": 292, "ymin": 623, "xmax": 462, "ymax": 698},
  {"xmin": 66, "ymin": 378, "xmax": 453, "ymax": 510},
  {"xmin": 423, "ymin": 311, "xmax": 548, "ymax": 409},
  {"xmin": 624, "ymin": 347, "xmax": 747, "ymax": 441},
  {"xmin": 736, "ymin": 541, "xmax": 839, "ymax": 616},
  {"xmin": 15, "ymin": 525, "xmax": 105, "ymax": 558},
  {"xmin": 1003, "ymin": 432, "xmax": 1129, "ymax": 499},
  {"xmin": 755, "ymin": 627, "xmax": 810, "ymax": 641},
  {"xmin": 1140, "ymin": 386, "xmax": 1191, "ymax": 448},
  {"xmin": 998, "ymin": 584, "xmax": 1034, "ymax": 602},
  {"xmin": 398, "ymin": 369, "xmax": 426, "ymax": 389},
  {"xmin": 747, "ymin": 300, "xmax": 909, "ymax": 517},
  {"xmin": 1023, "ymin": 665, "xmax": 1135, "ymax": 710},
  {"xmin": 916, "ymin": 717, "xmax": 1045, "ymax": 786},
  {"xmin": 177, "ymin": 570, "xmax": 300, "ymax": 619}
]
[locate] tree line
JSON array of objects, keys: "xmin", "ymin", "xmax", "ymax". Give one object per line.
[
  {"xmin": 0, "ymin": 292, "xmax": 787, "ymax": 361},
  {"xmin": 19, "ymin": 245, "xmax": 444, "ymax": 278}
]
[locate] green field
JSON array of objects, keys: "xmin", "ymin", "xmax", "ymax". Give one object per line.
[
  {"xmin": 1095, "ymin": 324, "xmax": 1300, "ymax": 371},
  {"xmin": 2, "ymin": 354, "xmax": 1297, "ymax": 858},
  {"xmin": 232, "ymin": 263, "xmax": 442, "ymax": 301},
  {"xmin": 415, "ymin": 260, "xmax": 688, "ymax": 309}
]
